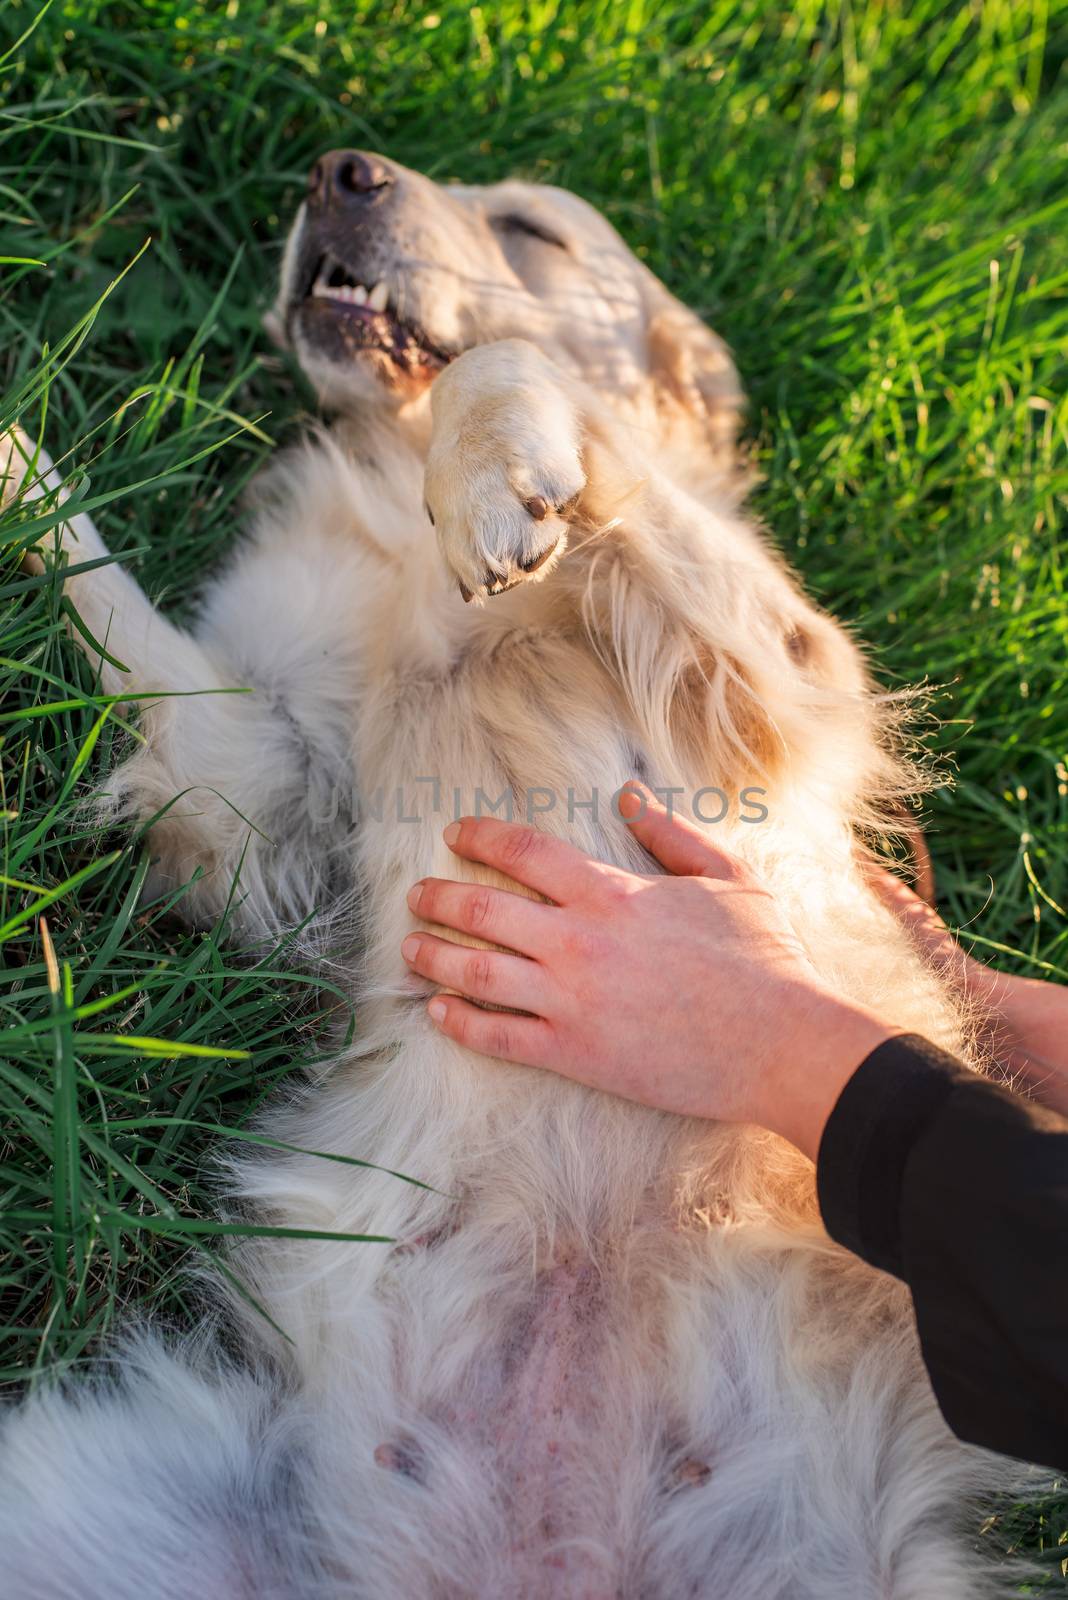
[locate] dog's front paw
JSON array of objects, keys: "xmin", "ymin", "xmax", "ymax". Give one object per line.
[{"xmin": 424, "ymin": 341, "xmax": 586, "ymax": 603}]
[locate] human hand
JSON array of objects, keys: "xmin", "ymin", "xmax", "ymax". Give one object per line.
[{"xmin": 402, "ymin": 787, "xmax": 897, "ymax": 1159}]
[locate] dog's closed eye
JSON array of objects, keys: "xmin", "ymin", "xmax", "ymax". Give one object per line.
[{"xmin": 492, "ymin": 213, "xmax": 568, "ymax": 250}]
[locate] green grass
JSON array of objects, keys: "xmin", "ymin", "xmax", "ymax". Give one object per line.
[{"xmin": 1, "ymin": 0, "xmax": 1066, "ymax": 1581}]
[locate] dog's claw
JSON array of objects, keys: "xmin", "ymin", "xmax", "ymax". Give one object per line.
[
  {"xmin": 524, "ymin": 494, "xmax": 550, "ymax": 521},
  {"xmin": 459, "ymin": 580, "xmax": 473, "ymax": 603},
  {"xmin": 519, "ymin": 541, "xmax": 556, "ymax": 574}
]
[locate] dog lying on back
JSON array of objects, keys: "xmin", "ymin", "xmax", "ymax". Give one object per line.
[{"xmin": 0, "ymin": 151, "xmax": 1025, "ymax": 1599}]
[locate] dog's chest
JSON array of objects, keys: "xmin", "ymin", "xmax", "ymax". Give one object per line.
[{"xmin": 352, "ymin": 625, "xmax": 662, "ymax": 871}]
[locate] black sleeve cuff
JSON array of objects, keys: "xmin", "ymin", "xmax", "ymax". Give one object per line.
[
  {"xmin": 816, "ymin": 1033, "xmax": 968, "ymax": 1278},
  {"xmin": 816, "ymin": 1030, "xmax": 1068, "ymax": 1468}
]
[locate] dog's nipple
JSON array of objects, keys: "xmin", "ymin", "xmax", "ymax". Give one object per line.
[
  {"xmin": 674, "ymin": 1457, "xmax": 711, "ymax": 1488},
  {"xmin": 374, "ymin": 1439, "xmax": 424, "ymax": 1481}
]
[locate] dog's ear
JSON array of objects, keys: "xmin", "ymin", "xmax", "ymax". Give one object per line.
[{"xmin": 645, "ymin": 294, "xmax": 743, "ymax": 476}]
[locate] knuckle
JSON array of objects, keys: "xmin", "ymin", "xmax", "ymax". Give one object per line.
[
  {"xmin": 464, "ymin": 888, "xmax": 496, "ymax": 934},
  {"xmin": 719, "ymin": 856, "xmax": 751, "ymax": 886},
  {"xmin": 487, "ymin": 1020, "xmax": 513, "ymax": 1059},
  {"xmin": 596, "ymin": 872, "xmax": 640, "ymax": 916},
  {"xmin": 559, "ymin": 1019, "xmax": 593, "ymax": 1071},
  {"xmin": 465, "ymin": 951, "xmax": 495, "ymax": 995},
  {"xmin": 597, "ymin": 872, "xmax": 630, "ymax": 907},
  {"xmin": 499, "ymin": 825, "xmax": 539, "ymax": 875},
  {"xmin": 563, "ymin": 923, "xmax": 610, "ymax": 966}
]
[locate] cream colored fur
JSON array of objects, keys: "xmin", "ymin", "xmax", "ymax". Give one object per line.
[{"xmin": 0, "ymin": 159, "xmax": 1033, "ymax": 1598}]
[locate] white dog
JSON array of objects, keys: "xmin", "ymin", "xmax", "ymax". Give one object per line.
[{"xmin": 1, "ymin": 152, "xmax": 1029, "ymax": 1598}]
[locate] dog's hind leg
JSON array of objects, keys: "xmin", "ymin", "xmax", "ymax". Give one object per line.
[
  {"xmin": 3, "ymin": 428, "xmax": 357, "ymax": 938},
  {"xmin": 3, "ymin": 427, "xmax": 209, "ymax": 699},
  {"xmin": 0, "ymin": 1338, "xmax": 339, "ymax": 1600}
]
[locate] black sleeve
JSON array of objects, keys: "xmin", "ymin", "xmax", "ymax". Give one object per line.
[{"xmin": 817, "ymin": 1033, "xmax": 1068, "ymax": 1470}]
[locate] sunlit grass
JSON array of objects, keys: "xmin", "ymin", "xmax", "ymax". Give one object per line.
[{"xmin": 0, "ymin": 0, "xmax": 1065, "ymax": 1580}]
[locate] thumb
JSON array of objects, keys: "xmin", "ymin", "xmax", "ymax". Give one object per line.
[{"xmin": 619, "ymin": 784, "xmax": 741, "ymax": 880}]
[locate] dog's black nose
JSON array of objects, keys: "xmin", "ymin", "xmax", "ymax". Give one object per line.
[{"xmin": 307, "ymin": 150, "xmax": 393, "ymax": 208}]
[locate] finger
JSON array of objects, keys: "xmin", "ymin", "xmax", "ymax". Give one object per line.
[
  {"xmin": 426, "ymin": 993, "xmax": 556, "ymax": 1067},
  {"xmin": 863, "ymin": 859, "xmax": 1000, "ymax": 1002},
  {"xmin": 863, "ymin": 861, "xmax": 961, "ymax": 964},
  {"xmin": 442, "ymin": 817, "xmax": 605, "ymax": 904},
  {"xmin": 619, "ymin": 783, "xmax": 743, "ymax": 881},
  {"xmin": 401, "ymin": 932, "xmax": 550, "ymax": 1013},
  {"xmin": 864, "ymin": 859, "xmax": 940, "ymax": 928},
  {"xmin": 409, "ymin": 876, "xmax": 558, "ymax": 955},
  {"xmin": 863, "ymin": 859, "xmax": 931, "ymax": 915}
]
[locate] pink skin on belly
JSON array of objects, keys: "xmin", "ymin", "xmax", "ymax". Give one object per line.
[
  {"xmin": 382, "ymin": 1237, "xmax": 707, "ymax": 1595},
  {"xmin": 419, "ymin": 1254, "xmax": 623, "ymax": 1600},
  {"xmin": 492, "ymin": 1256, "xmax": 617, "ymax": 1599}
]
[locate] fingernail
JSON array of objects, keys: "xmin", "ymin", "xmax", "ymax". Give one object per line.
[
  {"xmin": 618, "ymin": 783, "xmax": 644, "ymax": 819},
  {"xmin": 407, "ymin": 882, "xmax": 424, "ymax": 912},
  {"xmin": 428, "ymin": 998, "xmax": 447, "ymax": 1024},
  {"xmin": 401, "ymin": 936, "xmax": 421, "ymax": 963},
  {"xmin": 443, "ymin": 822, "xmax": 460, "ymax": 846}
]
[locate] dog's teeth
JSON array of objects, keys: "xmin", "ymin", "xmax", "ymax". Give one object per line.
[
  {"xmin": 352, "ymin": 284, "xmax": 368, "ymax": 304},
  {"xmin": 367, "ymin": 281, "xmax": 389, "ymax": 312}
]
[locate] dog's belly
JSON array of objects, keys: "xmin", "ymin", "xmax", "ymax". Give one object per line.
[
  {"xmin": 362, "ymin": 1217, "xmax": 672, "ymax": 1598},
  {"xmin": 251, "ymin": 1048, "xmax": 994, "ymax": 1599},
  {"xmin": 338, "ymin": 1214, "xmax": 976, "ymax": 1600},
  {"xmin": 441, "ymin": 1255, "xmax": 619, "ymax": 1600}
]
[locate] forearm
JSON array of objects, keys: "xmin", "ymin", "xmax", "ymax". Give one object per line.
[{"xmin": 817, "ymin": 1034, "xmax": 1068, "ymax": 1469}]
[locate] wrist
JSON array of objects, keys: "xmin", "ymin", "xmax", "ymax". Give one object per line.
[
  {"xmin": 992, "ymin": 970, "xmax": 1049, "ymax": 1038},
  {"xmin": 756, "ymin": 990, "xmax": 900, "ymax": 1162}
]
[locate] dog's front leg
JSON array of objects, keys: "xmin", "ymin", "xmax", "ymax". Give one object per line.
[
  {"xmin": 424, "ymin": 340, "xmax": 589, "ymax": 603},
  {"xmin": 425, "ymin": 338, "xmax": 754, "ymax": 622},
  {"xmin": 424, "ymin": 342, "xmax": 877, "ymax": 813}
]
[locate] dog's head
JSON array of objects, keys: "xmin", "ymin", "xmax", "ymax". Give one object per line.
[{"xmin": 272, "ymin": 151, "xmax": 740, "ymax": 459}]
